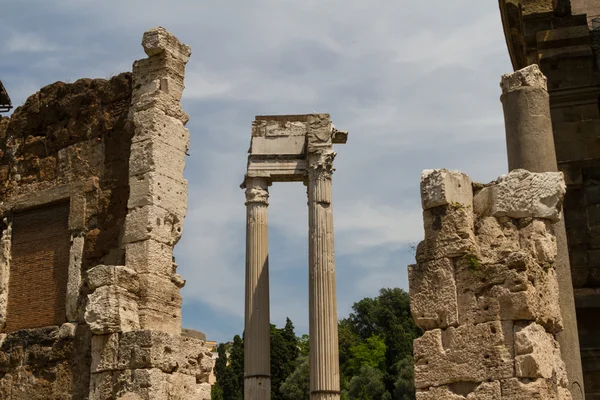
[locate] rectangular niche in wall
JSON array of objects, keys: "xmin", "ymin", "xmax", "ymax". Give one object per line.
[{"xmin": 5, "ymin": 202, "xmax": 71, "ymax": 332}]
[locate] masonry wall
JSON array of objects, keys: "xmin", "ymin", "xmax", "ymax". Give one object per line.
[
  {"xmin": 0, "ymin": 27, "xmax": 214, "ymax": 400},
  {"xmin": 410, "ymin": 169, "xmax": 571, "ymax": 399},
  {"xmin": 499, "ymin": 1, "xmax": 600, "ymax": 396},
  {"xmin": 0, "ymin": 73, "xmax": 133, "ymax": 399}
]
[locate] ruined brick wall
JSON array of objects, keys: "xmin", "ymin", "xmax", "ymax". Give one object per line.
[
  {"xmin": 0, "ymin": 27, "xmax": 214, "ymax": 400},
  {"xmin": 0, "ymin": 72, "xmax": 133, "ymax": 399},
  {"xmin": 410, "ymin": 169, "xmax": 571, "ymax": 399}
]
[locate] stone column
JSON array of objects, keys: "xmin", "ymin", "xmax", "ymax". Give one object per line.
[
  {"xmin": 243, "ymin": 177, "xmax": 271, "ymax": 400},
  {"xmin": 501, "ymin": 64, "xmax": 585, "ymax": 400},
  {"xmin": 307, "ymin": 130, "xmax": 340, "ymax": 399}
]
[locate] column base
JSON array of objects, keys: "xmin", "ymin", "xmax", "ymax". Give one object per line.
[
  {"xmin": 311, "ymin": 391, "xmax": 340, "ymax": 400},
  {"xmin": 245, "ymin": 376, "xmax": 270, "ymax": 400}
]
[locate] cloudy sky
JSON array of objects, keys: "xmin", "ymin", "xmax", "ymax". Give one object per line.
[{"xmin": 1, "ymin": 0, "xmax": 513, "ymax": 342}]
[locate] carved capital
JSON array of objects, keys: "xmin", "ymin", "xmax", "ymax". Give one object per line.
[
  {"xmin": 501, "ymin": 64, "xmax": 548, "ymax": 93},
  {"xmin": 244, "ymin": 178, "xmax": 270, "ymax": 205},
  {"xmin": 307, "ymin": 150, "xmax": 336, "ymax": 181}
]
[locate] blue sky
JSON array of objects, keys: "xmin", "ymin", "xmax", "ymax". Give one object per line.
[{"xmin": 1, "ymin": 0, "xmax": 513, "ymax": 342}]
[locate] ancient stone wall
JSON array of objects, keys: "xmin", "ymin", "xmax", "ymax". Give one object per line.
[
  {"xmin": 499, "ymin": 2, "xmax": 600, "ymax": 395},
  {"xmin": 0, "ymin": 68, "xmax": 133, "ymax": 400},
  {"xmin": 410, "ymin": 169, "xmax": 572, "ymax": 399},
  {"xmin": 0, "ymin": 27, "xmax": 214, "ymax": 400}
]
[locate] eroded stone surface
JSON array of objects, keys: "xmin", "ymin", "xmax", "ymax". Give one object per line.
[
  {"xmin": 411, "ymin": 169, "xmax": 570, "ymax": 399},
  {"xmin": 408, "ymin": 258, "xmax": 458, "ymax": 330},
  {"xmin": 421, "ymin": 169, "xmax": 473, "ymax": 210}
]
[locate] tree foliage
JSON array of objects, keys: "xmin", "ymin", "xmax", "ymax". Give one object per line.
[{"xmin": 212, "ymin": 288, "xmax": 420, "ymax": 400}]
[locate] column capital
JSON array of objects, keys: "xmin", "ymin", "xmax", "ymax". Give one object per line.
[
  {"xmin": 307, "ymin": 149, "xmax": 336, "ymax": 181},
  {"xmin": 243, "ymin": 176, "xmax": 270, "ymax": 205},
  {"xmin": 500, "ymin": 64, "xmax": 548, "ymax": 94}
]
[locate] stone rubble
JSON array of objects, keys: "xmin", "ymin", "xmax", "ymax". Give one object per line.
[{"xmin": 410, "ymin": 168, "xmax": 572, "ymax": 400}]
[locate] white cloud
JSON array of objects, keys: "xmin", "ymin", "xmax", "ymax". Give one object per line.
[
  {"xmin": 3, "ymin": 0, "xmax": 515, "ymax": 341},
  {"xmin": 6, "ymin": 32, "xmax": 58, "ymax": 53}
]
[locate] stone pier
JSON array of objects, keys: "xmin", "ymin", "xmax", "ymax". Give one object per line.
[
  {"xmin": 242, "ymin": 114, "xmax": 347, "ymax": 400},
  {"xmin": 243, "ymin": 177, "xmax": 272, "ymax": 399},
  {"xmin": 501, "ymin": 65, "xmax": 584, "ymax": 399},
  {"xmin": 410, "ymin": 168, "xmax": 572, "ymax": 399}
]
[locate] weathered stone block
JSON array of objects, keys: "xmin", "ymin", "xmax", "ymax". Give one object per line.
[
  {"xmin": 128, "ymin": 172, "xmax": 187, "ymax": 217},
  {"xmin": 84, "ymin": 285, "xmax": 140, "ymax": 334},
  {"xmin": 142, "ymin": 26, "xmax": 192, "ymax": 62},
  {"xmin": 91, "ymin": 333, "xmax": 119, "ymax": 373},
  {"xmin": 418, "ymin": 205, "xmax": 477, "ymax": 262},
  {"xmin": 125, "ymin": 239, "xmax": 174, "ymax": 277},
  {"xmin": 416, "ymin": 381, "xmax": 501, "ymax": 399},
  {"xmin": 408, "ymin": 258, "xmax": 458, "ymax": 330},
  {"xmin": 178, "ymin": 336, "xmax": 214, "ymax": 381},
  {"xmin": 129, "ymin": 139, "xmax": 186, "ymax": 180},
  {"xmin": 117, "ymin": 330, "xmax": 179, "ymax": 372},
  {"xmin": 475, "ymin": 217, "xmax": 520, "ymax": 264},
  {"xmin": 123, "ymin": 205, "xmax": 184, "ymax": 245},
  {"xmin": 491, "ymin": 169, "xmax": 566, "ymax": 222},
  {"xmin": 500, "ymin": 378, "xmax": 567, "ymax": 399},
  {"xmin": 413, "ymin": 322, "xmax": 513, "ymax": 389},
  {"xmin": 421, "ymin": 169, "xmax": 473, "ymax": 210},
  {"xmin": 455, "ymin": 253, "xmax": 562, "ymax": 331},
  {"xmin": 514, "ymin": 323, "xmax": 568, "ymax": 385},
  {"xmin": 519, "ymin": 219, "xmax": 557, "ymax": 264},
  {"xmin": 131, "ymin": 110, "xmax": 190, "ymax": 152},
  {"xmin": 87, "ymin": 265, "xmax": 139, "ymax": 293},
  {"xmin": 138, "ymin": 306, "xmax": 182, "ymax": 336}
]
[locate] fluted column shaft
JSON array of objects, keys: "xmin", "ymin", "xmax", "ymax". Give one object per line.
[
  {"xmin": 244, "ymin": 177, "xmax": 271, "ymax": 400},
  {"xmin": 501, "ymin": 65, "xmax": 584, "ymax": 400},
  {"xmin": 308, "ymin": 153, "xmax": 340, "ymax": 400}
]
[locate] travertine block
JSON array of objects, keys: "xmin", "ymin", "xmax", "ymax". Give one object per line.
[
  {"xmin": 416, "ymin": 381, "xmax": 501, "ymax": 400},
  {"xmin": 500, "ymin": 378, "xmax": 569, "ymax": 399},
  {"xmin": 475, "ymin": 217, "xmax": 520, "ymax": 264},
  {"xmin": 514, "ymin": 323, "xmax": 568, "ymax": 385},
  {"xmin": 89, "ymin": 371, "xmax": 117, "ymax": 400},
  {"xmin": 142, "ymin": 26, "xmax": 192, "ymax": 62},
  {"xmin": 408, "ymin": 258, "xmax": 458, "ymax": 330},
  {"xmin": 133, "ymin": 90, "xmax": 189, "ymax": 124},
  {"xmin": 421, "ymin": 169, "xmax": 473, "ymax": 210},
  {"xmin": 87, "ymin": 265, "xmax": 139, "ymax": 294},
  {"xmin": 129, "ymin": 139, "xmax": 186, "ymax": 180},
  {"xmin": 114, "ymin": 368, "xmax": 168, "ymax": 400},
  {"xmin": 123, "ymin": 205, "xmax": 184, "ymax": 245},
  {"xmin": 455, "ymin": 253, "xmax": 562, "ymax": 331},
  {"xmin": 418, "ymin": 204, "xmax": 477, "ymax": 262},
  {"xmin": 138, "ymin": 305, "xmax": 182, "ymax": 336},
  {"xmin": 131, "ymin": 110, "xmax": 190, "ymax": 152},
  {"xmin": 519, "ymin": 219, "xmax": 557, "ymax": 264},
  {"xmin": 117, "ymin": 331, "xmax": 179, "ymax": 372},
  {"xmin": 491, "ymin": 169, "xmax": 566, "ymax": 222},
  {"xmin": 178, "ymin": 336, "xmax": 214, "ymax": 381},
  {"xmin": 128, "ymin": 172, "xmax": 187, "ymax": 217},
  {"xmin": 413, "ymin": 322, "xmax": 513, "ymax": 389},
  {"xmin": 84, "ymin": 285, "xmax": 140, "ymax": 334},
  {"xmin": 91, "ymin": 333, "xmax": 119, "ymax": 373},
  {"xmin": 125, "ymin": 240, "xmax": 174, "ymax": 277}
]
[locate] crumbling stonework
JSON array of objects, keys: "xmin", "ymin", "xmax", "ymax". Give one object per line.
[
  {"xmin": 0, "ymin": 26, "xmax": 213, "ymax": 400},
  {"xmin": 410, "ymin": 168, "xmax": 572, "ymax": 399}
]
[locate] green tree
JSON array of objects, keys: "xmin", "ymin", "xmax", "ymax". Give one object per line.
[
  {"xmin": 392, "ymin": 356, "xmax": 415, "ymax": 400},
  {"xmin": 339, "ymin": 288, "xmax": 421, "ymax": 398},
  {"xmin": 298, "ymin": 334, "xmax": 310, "ymax": 357},
  {"xmin": 345, "ymin": 365, "xmax": 388, "ymax": 400},
  {"xmin": 271, "ymin": 318, "xmax": 299, "ymax": 400},
  {"xmin": 347, "ymin": 335, "xmax": 387, "ymax": 376},
  {"xmin": 230, "ymin": 335, "xmax": 245, "ymax": 393},
  {"xmin": 280, "ymin": 355, "xmax": 310, "ymax": 400}
]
